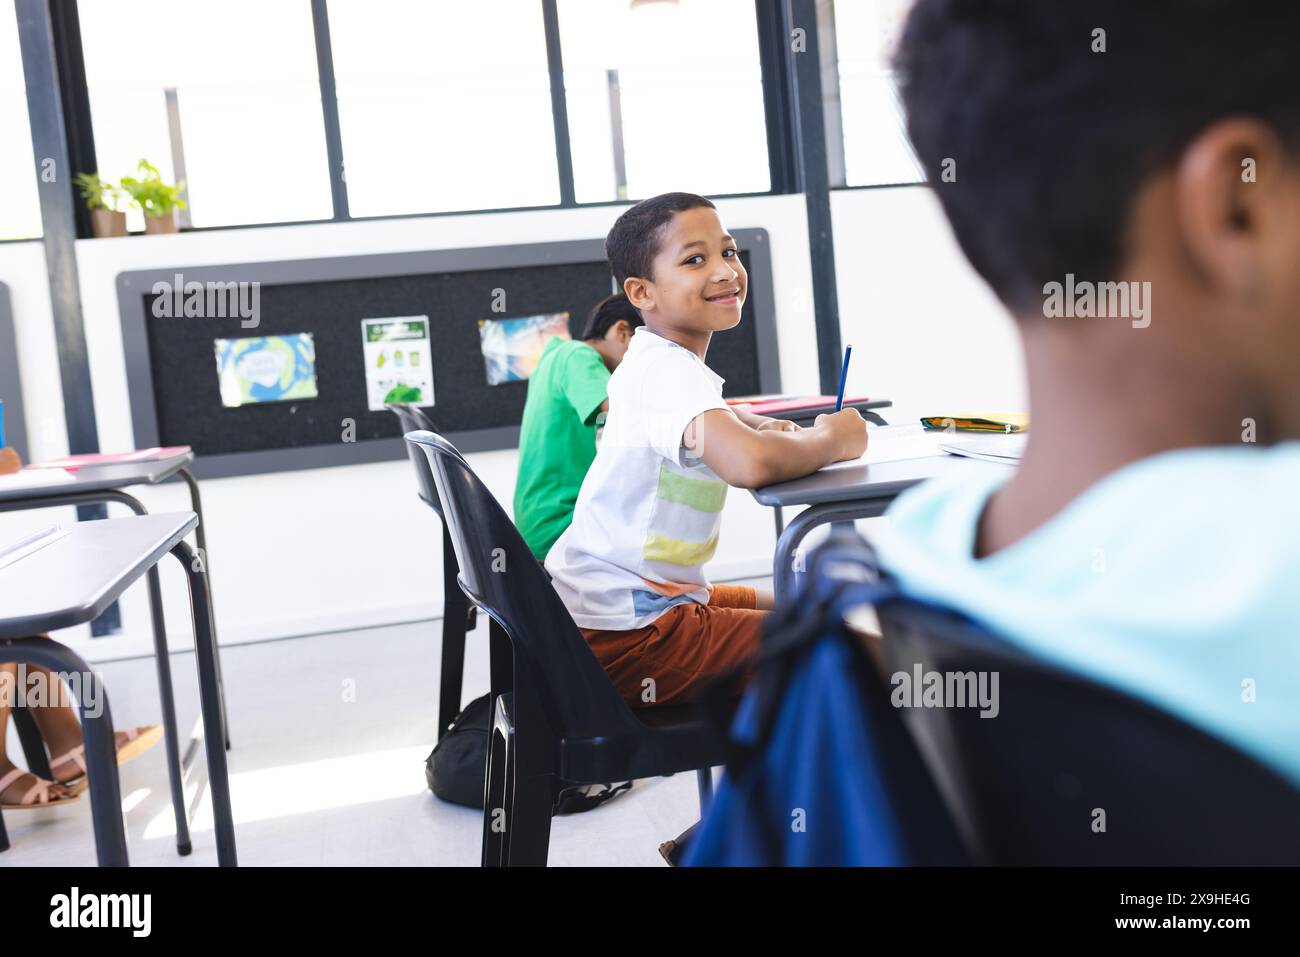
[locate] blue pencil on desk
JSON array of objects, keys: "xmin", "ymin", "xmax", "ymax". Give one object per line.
[{"xmin": 834, "ymin": 345, "xmax": 852, "ymax": 411}]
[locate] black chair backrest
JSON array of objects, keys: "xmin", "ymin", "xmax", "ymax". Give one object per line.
[
  {"xmin": 386, "ymin": 403, "xmax": 436, "ymax": 431},
  {"xmin": 876, "ymin": 599, "xmax": 1300, "ymax": 865},
  {"xmin": 406, "ymin": 430, "xmax": 640, "ymax": 739},
  {"xmin": 387, "ymin": 403, "xmax": 456, "ymax": 514}
]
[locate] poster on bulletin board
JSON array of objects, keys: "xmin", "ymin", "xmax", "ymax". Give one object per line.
[
  {"xmin": 477, "ymin": 311, "xmax": 571, "ymax": 386},
  {"xmin": 213, "ymin": 333, "xmax": 319, "ymax": 408},
  {"xmin": 361, "ymin": 316, "xmax": 435, "ymax": 411}
]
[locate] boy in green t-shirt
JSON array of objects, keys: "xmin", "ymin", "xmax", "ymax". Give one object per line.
[{"xmin": 514, "ymin": 294, "xmax": 643, "ymax": 560}]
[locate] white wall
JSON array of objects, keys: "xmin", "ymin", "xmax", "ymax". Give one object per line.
[
  {"xmin": 1, "ymin": 185, "xmax": 1026, "ymax": 664},
  {"xmin": 831, "ymin": 186, "xmax": 1026, "ymax": 412},
  {"xmin": 0, "ymin": 242, "xmax": 86, "ymax": 649},
  {"xmin": 0, "ymin": 241, "xmax": 65, "ymax": 461}
]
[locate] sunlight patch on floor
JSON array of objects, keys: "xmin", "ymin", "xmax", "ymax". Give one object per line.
[{"xmin": 143, "ymin": 745, "xmax": 432, "ymax": 836}]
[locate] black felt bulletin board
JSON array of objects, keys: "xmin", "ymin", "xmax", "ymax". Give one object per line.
[{"xmin": 116, "ymin": 233, "xmax": 778, "ymax": 479}]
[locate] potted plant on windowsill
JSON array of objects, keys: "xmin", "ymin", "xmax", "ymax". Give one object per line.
[
  {"xmin": 120, "ymin": 159, "xmax": 187, "ymax": 234},
  {"xmin": 73, "ymin": 172, "xmax": 128, "ymax": 237}
]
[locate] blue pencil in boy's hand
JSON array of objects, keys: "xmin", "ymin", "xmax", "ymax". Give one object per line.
[{"xmin": 835, "ymin": 345, "xmax": 853, "ymax": 411}]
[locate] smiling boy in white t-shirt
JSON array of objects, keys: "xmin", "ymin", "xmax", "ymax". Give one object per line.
[{"xmin": 545, "ymin": 192, "xmax": 868, "ymax": 707}]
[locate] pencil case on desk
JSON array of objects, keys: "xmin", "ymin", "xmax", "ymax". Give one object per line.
[{"xmin": 920, "ymin": 413, "xmax": 1028, "ymax": 433}]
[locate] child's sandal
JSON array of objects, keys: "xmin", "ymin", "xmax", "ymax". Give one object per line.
[
  {"xmin": 48, "ymin": 745, "xmax": 89, "ymax": 794},
  {"xmin": 49, "ymin": 725, "xmax": 165, "ymax": 795},
  {"xmin": 115, "ymin": 725, "xmax": 164, "ymax": 765},
  {"xmin": 0, "ymin": 767, "xmax": 82, "ymax": 810}
]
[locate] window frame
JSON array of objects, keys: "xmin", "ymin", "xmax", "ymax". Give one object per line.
[{"xmin": 14, "ymin": 0, "xmax": 917, "ymax": 243}]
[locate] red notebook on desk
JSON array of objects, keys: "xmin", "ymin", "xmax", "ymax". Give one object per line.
[
  {"xmin": 26, "ymin": 446, "xmax": 191, "ymax": 471},
  {"xmin": 726, "ymin": 395, "xmax": 872, "ymax": 415}
]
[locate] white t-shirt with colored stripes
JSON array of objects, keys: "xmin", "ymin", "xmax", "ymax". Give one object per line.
[{"xmin": 545, "ymin": 327, "xmax": 732, "ymax": 631}]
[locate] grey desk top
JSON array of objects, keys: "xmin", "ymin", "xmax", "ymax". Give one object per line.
[
  {"xmin": 0, "ymin": 450, "xmax": 194, "ymax": 503},
  {"xmin": 766, "ymin": 398, "xmax": 893, "ymax": 424},
  {"xmin": 752, "ymin": 450, "xmax": 1011, "ymax": 507},
  {"xmin": 0, "ymin": 512, "xmax": 197, "ymax": 638}
]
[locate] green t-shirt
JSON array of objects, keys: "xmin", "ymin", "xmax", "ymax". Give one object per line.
[{"xmin": 514, "ymin": 337, "xmax": 610, "ymax": 560}]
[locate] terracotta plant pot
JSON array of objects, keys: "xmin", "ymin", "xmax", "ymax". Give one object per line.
[
  {"xmin": 144, "ymin": 212, "xmax": 178, "ymax": 235},
  {"xmin": 90, "ymin": 208, "xmax": 128, "ymax": 238}
]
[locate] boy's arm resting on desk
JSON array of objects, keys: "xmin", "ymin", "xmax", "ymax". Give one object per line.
[
  {"xmin": 686, "ymin": 408, "xmax": 868, "ymax": 489},
  {"xmin": 732, "ymin": 407, "xmax": 800, "ymax": 433}
]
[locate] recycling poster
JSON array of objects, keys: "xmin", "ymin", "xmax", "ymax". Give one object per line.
[{"xmin": 360, "ymin": 316, "xmax": 434, "ymax": 412}]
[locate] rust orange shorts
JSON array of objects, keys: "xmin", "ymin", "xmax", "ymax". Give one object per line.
[{"xmin": 581, "ymin": 584, "xmax": 765, "ymax": 708}]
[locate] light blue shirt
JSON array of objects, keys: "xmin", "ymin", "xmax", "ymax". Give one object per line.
[{"xmin": 873, "ymin": 443, "xmax": 1300, "ymax": 787}]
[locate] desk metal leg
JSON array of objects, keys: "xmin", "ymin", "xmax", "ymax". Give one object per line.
[
  {"xmin": 101, "ymin": 493, "xmax": 192, "ymax": 855},
  {"xmin": 772, "ymin": 505, "xmax": 784, "ymax": 540},
  {"xmin": 773, "ymin": 500, "xmax": 893, "ymax": 602},
  {"xmin": 177, "ymin": 466, "xmax": 231, "ymax": 751},
  {"xmin": 0, "ymin": 637, "xmax": 127, "ymax": 866},
  {"xmin": 144, "ymin": 562, "xmax": 192, "ymax": 856},
  {"xmin": 171, "ymin": 541, "xmax": 238, "ymax": 866},
  {"xmin": 0, "ymin": 489, "xmax": 192, "ymax": 856}
]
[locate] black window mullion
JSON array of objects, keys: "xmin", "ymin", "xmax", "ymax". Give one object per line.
[
  {"xmin": 755, "ymin": 0, "xmax": 800, "ymax": 194},
  {"xmin": 760, "ymin": 0, "xmax": 843, "ymax": 394},
  {"xmin": 541, "ymin": 0, "xmax": 576, "ymax": 207},
  {"xmin": 790, "ymin": 0, "xmax": 842, "ymax": 394},
  {"xmin": 17, "ymin": 0, "xmax": 119, "ymax": 634},
  {"xmin": 311, "ymin": 0, "xmax": 350, "ymax": 221},
  {"xmin": 48, "ymin": 0, "xmax": 97, "ymax": 240},
  {"xmin": 17, "ymin": 0, "xmax": 97, "ymax": 451}
]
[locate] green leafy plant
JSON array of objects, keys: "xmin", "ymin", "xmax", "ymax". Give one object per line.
[
  {"xmin": 73, "ymin": 171, "xmax": 125, "ymax": 212},
  {"xmin": 119, "ymin": 159, "xmax": 187, "ymax": 218}
]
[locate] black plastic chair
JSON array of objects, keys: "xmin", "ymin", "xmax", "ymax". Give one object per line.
[
  {"xmin": 406, "ymin": 429, "xmax": 722, "ymax": 866},
  {"xmin": 874, "ymin": 598, "xmax": 1300, "ymax": 865},
  {"xmin": 386, "ymin": 404, "xmax": 486, "ymax": 738}
]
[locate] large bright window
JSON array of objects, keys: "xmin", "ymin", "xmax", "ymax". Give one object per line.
[
  {"xmin": 77, "ymin": 0, "xmax": 334, "ymax": 230},
  {"xmin": 557, "ymin": 0, "xmax": 771, "ymax": 203},
  {"xmin": 834, "ymin": 0, "xmax": 923, "ymax": 187},
  {"xmin": 328, "ymin": 0, "xmax": 560, "ymax": 218},
  {"xmin": 1, "ymin": 5, "xmax": 42, "ymax": 241}
]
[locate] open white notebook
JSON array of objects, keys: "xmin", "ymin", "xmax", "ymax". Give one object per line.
[
  {"xmin": 937, "ymin": 433, "xmax": 1027, "ymax": 464},
  {"xmin": 820, "ymin": 424, "xmax": 1026, "ymax": 473},
  {"xmin": 824, "ymin": 424, "xmax": 949, "ymax": 470}
]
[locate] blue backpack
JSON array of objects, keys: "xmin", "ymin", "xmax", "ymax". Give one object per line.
[{"xmin": 684, "ymin": 532, "xmax": 968, "ymax": 866}]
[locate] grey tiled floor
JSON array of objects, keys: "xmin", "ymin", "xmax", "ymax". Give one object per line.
[{"xmin": 0, "ymin": 577, "xmax": 773, "ymax": 867}]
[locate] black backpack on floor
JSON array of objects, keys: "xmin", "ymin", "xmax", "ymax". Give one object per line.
[{"xmin": 425, "ymin": 693, "xmax": 633, "ymax": 814}]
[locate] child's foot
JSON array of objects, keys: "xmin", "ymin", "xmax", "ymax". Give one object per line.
[
  {"xmin": 0, "ymin": 763, "xmax": 81, "ymax": 810},
  {"xmin": 48, "ymin": 725, "xmax": 164, "ymax": 794},
  {"xmin": 658, "ymin": 821, "xmax": 700, "ymax": 866}
]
